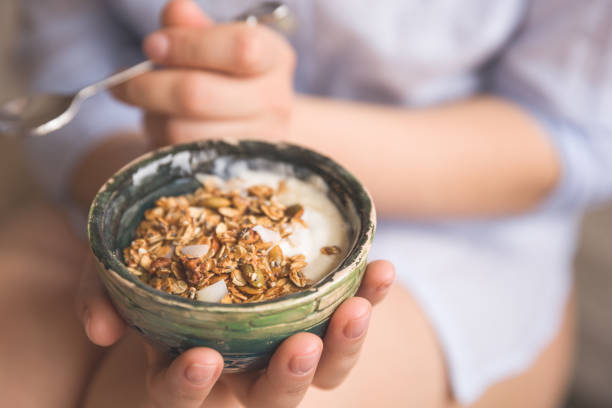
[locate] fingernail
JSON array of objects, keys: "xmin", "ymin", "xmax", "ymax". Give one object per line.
[
  {"xmin": 343, "ymin": 310, "xmax": 371, "ymax": 339},
  {"xmin": 144, "ymin": 33, "xmax": 169, "ymax": 61},
  {"xmin": 184, "ymin": 363, "xmax": 216, "ymax": 385},
  {"xmin": 290, "ymin": 351, "xmax": 320, "ymax": 375}
]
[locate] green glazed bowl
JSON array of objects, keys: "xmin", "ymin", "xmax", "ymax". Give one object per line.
[{"xmin": 88, "ymin": 140, "xmax": 375, "ymax": 372}]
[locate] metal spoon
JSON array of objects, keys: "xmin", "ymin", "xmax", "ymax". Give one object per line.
[{"xmin": 0, "ymin": 2, "xmax": 294, "ymax": 138}]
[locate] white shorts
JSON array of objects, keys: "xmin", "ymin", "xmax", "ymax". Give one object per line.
[{"xmin": 368, "ymin": 211, "xmax": 578, "ymax": 404}]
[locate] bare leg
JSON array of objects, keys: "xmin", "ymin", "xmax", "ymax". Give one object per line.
[
  {"xmin": 302, "ymin": 285, "xmax": 451, "ymax": 407},
  {"xmin": 0, "ymin": 204, "xmax": 103, "ymax": 407},
  {"xmin": 302, "ymin": 285, "xmax": 575, "ymax": 408},
  {"xmin": 3, "ymin": 204, "xmax": 571, "ymax": 407}
]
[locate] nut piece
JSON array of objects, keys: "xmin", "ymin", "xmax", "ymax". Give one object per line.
[
  {"xmin": 215, "ymin": 222, "xmax": 227, "ymax": 236},
  {"xmin": 139, "ymin": 254, "xmax": 152, "ymax": 270},
  {"xmin": 261, "ymin": 204, "xmax": 284, "ymax": 221},
  {"xmin": 247, "ymin": 185, "xmax": 274, "ymax": 199},
  {"xmin": 218, "ymin": 207, "xmax": 240, "ymax": 218},
  {"xmin": 320, "ymin": 245, "xmax": 341, "ymax": 255},
  {"xmin": 174, "ymin": 280, "xmax": 188, "ymax": 294},
  {"xmin": 151, "ymin": 258, "xmax": 172, "ymax": 277},
  {"xmin": 202, "ymin": 196, "xmax": 231, "ymax": 209}
]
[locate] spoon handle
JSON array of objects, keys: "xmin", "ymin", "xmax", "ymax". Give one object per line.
[{"xmin": 78, "ymin": 60, "xmax": 155, "ymax": 100}]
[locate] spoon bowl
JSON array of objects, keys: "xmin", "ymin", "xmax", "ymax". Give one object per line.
[{"xmin": 0, "ymin": 93, "xmax": 79, "ymax": 137}]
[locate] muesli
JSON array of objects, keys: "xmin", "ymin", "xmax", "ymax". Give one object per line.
[{"xmin": 123, "ymin": 172, "xmax": 346, "ymax": 303}]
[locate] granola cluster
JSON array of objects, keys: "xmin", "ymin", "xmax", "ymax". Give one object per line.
[{"xmin": 123, "ymin": 177, "xmax": 340, "ymax": 303}]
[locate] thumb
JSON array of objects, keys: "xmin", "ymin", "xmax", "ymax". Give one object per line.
[
  {"xmin": 143, "ymin": 344, "xmax": 224, "ymax": 408},
  {"xmin": 161, "ymin": 0, "xmax": 213, "ymax": 28}
]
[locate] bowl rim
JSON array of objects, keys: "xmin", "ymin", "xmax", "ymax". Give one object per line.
[{"xmin": 88, "ymin": 139, "xmax": 376, "ymax": 313}]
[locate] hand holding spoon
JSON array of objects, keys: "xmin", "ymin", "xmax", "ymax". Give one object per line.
[{"xmin": 0, "ymin": 2, "xmax": 294, "ymax": 138}]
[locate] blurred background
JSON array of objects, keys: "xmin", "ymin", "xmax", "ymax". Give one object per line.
[
  {"xmin": 0, "ymin": 0, "xmax": 39, "ymax": 212},
  {"xmin": 1, "ymin": 1, "xmax": 611, "ymax": 406}
]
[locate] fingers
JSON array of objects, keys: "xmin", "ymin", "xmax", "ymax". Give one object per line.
[
  {"xmin": 75, "ymin": 258, "xmax": 125, "ymax": 346},
  {"xmin": 144, "ymin": 344, "xmax": 224, "ymax": 408},
  {"xmin": 144, "ymin": 24, "xmax": 289, "ymax": 75},
  {"xmin": 356, "ymin": 260, "xmax": 395, "ymax": 306},
  {"xmin": 113, "ymin": 69, "xmax": 269, "ymax": 118},
  {"xmin": 310, "ymin": 261, "xmax": 394, "ymax": 389},
  {"xmin": 312, "ymin": 297, "xmax": 372, "ymax": 389},
  {"xmin": 219, "ymin": 262, "xmax": 394, "ymax": 403},
  {"xmin": 225, "ymin": 333, "xmax": 323, "ymax": 408},
  {"xmin": 161, "ymin": 0, "xmax": 212, "ymax": 28}
]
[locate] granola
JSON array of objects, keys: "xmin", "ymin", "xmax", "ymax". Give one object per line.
[{"xmin": 123, "ymin": 176, "xmax": 342, "ymax": 303}]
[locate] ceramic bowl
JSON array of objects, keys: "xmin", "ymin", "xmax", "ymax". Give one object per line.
[{"xmin": 88, "ymin": 140, "xmax": 375, "ymax": 372}]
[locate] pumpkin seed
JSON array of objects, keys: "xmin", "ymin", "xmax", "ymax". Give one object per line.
[
  {"xmin": 242, "ymin": 264, "xmax": 265, "ymax": 288},
  {"xmin": 285, "ymin": 204, "xmax": 304, "ymax": 219},
  {"xmin": 269, "ymin": 245, "xmax": 283, "ymax": 267},
  {"xmin": 289, "ymin": 269, "xmax": 307, "ymax": 288}
]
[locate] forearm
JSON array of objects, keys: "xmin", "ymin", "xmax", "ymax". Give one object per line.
[
  {"xmin": 69, "ymin": 96, "xmax": 560, "ymax": 217},
  {"xmin": 289, "ymin": 95, "xmax": 561, "ymax": 217}
]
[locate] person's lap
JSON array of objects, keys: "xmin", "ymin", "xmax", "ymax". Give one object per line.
[
  {"xmin": 0, "ymin": 203, "xmax": 101, "ymax": 407},
  {"xmin": 302, "ymin": 286, "xmax": 575, "ymax": 408},
  {"xmin": 0, "ymin": 203, "xmax": 575, "ymax": 407},
  {"xmin": 83, "ymin": 284, "xmax": 574, "ymax": 407}
]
